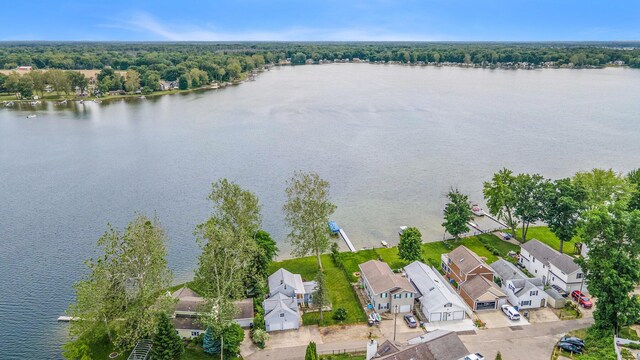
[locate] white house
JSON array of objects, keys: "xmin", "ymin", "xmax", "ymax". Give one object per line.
[
  {"xmin": 491, "ymin": 259, "xmax": 547, "ymax": 309},
  {"xmin": 404, "ymin": 261, "xmax": 470, "ymax": 322},
  {"xmin": 263, "ymin": 293, "xmax": 300, "ymax": 332},
  {"xmin": 519, "ymin": 239, "xmax": 584, "ymax": 292},
  {"xmin": 268, "ymin": 268, "xmax": 316, "ymax": 306}
]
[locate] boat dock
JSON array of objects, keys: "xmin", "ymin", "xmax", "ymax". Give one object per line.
[
  {"xmin": 339, "ymin": 229, "xmax": 356, "ymax": 252},
  {"xmin": 57, "ymin": 316, "xmax": 78, "ymax": 322},
  {"xmin": 482, "ymin": 211, "xmax": 508, "ymax": 227}
]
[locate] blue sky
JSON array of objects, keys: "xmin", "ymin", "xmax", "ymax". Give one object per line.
[{"xmin": 3, "ymin": 0, "xmax": 639, "ymax": 41}]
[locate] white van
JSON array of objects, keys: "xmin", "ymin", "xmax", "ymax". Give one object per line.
[{"xmin": 501, "ymin": 305, "xmax": 521, "ymax": 320}]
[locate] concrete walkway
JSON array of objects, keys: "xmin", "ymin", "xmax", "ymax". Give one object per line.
[{"xmin": 459, "ymin": 318, "xmax": 594, "ymax": 360}]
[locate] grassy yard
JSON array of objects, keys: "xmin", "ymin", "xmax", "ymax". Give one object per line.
[
  {"xmin": 320, "ymin": 354, "xmax": 366, "ymax": 360},
  {"xmin": 515, "ymin": 226, "xmax": 580, "ymax": 255},
  {"xmin": 619, "ymin": 326, "xmax": 640, "ymax": 341},
  {"xmin": 268, "ymin": 255, "xmax": 367, "ymax": 326},
  {"xmin": 269, "ymin": 233, "xmax": 519, "ymax": 327},
  {"xmin": 551, "ymin": 327, "xmax": 617, "ymax": 360}
]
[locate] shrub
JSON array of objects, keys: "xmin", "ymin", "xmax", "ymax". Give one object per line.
[
  {"xmin": 332, "ymin": 308, "xmax": 348, "ymax": 322},
  {"xmin": 251, "ymin": 329, "xmax": 268, "ymax": 349}
]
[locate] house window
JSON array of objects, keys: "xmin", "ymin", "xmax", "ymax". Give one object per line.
[
  {"xmin": 378, "ymin": 304, "xmax": 381, "ymax": 310},
  {"xmin": 532, "ymin": 258, "xmax": 535, "ymax": 263},
  {"xmin": 191, "ymin": 331, "xmax": 200, "ymax": 337},
  {"xmin": 445, "ymin": 303, "xmax": 452, "ymax": 308},
  {"xmin": 530, "ymin": 290, "xmax": 538, "ymax": 296},
  {"xmin": 535, "ymin": 270, "xmax": 537, "ymax": 274},
  {"xmin": 381, "ymin": 293, "xmax": 388, "ymax": 298},
  {"xmin": 577, "ymin": 273, "xmax": 583, "ymax": 279},
  {"xmin": 280, "ymin": 313, "xmax": 285, "ymax": 318},
  {"xmin": 521, "ymin": 300, "xmax": 531, "ymax": 306}
]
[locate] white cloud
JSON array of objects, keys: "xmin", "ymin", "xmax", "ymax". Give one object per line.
[{"xmin": 104, "ymin": 12, "xmax": 447, "ymax": 41}]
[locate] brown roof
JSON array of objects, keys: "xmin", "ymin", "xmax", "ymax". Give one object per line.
[
  {"xmin": 235, "ymin": 298, "xmax": 255, "ymax": 320},
  {"xmin": 447, "ymin": 246, "xmax": 488, "ymax": 275},
  {"xmin": 359, "ymin": 260, "xmax": 416, "ymax": 295},
  {"xmin": 460, "ymin": 275, "xmax": 506, "ymax": 301},
  {"xmin": 379, "ymin": 331, "xmax": 469, "ymax": 360}
]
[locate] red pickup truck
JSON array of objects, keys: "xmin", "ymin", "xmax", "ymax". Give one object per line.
[{"xmin": 571, "ymin": 290, "xmax": 593, "ymax": 309}]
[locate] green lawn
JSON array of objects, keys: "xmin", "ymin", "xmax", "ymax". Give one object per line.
[
  {"xmin": 269, "ymin": 255, "xmax": 367, "ymax": 326},
  {"xmin": 268, "ymin": 233, "xmax": 519, "ymax": 327},
  {"xmin": 515, "ymin": 226, "xmax": 580, "ymax": 255},
  {"xmin": 320, "ymin": 354, "xmax": 366, "ymax": 360}
]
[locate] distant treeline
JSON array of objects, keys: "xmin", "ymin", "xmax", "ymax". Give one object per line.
[{"xmin": 1, "ymin": 42, "xmax": 639, "ymax": 70}]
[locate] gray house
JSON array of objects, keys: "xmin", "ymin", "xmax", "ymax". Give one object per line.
[
  {"xmin": 374, "ymin": 329, "xmax": 470, "ymax": 360},
  {"xmin": 359, "ymin": 260, "xmax": 417, "ymax": 313},
  {"xmin": 404, "ymin": 261, "xmax": 470, "ymax": 322},
  {"xmin": 268, "ymin": 268, "xmax": 317, "ymax": 306},
  {"xmin": 492, "ymin": 259, "xmax": 547, "ymax": 309},
  {"xmin": 263, "ymin": 293, "xmax": 300, "ymax": 332}
]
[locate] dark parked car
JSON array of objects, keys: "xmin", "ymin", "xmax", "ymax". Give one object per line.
[
  {"xmin": 551, "ymin": 284, "xmax": 569, "ymax": 297},
  {"xmin": 560, "ymin": 336, "xmax": 585, "ymax": 348},
  {"xmin": 557, "ymin": 341, "xmax": 583, "ymax": 354},
  {"xmin": 404, "ymin": 314, "xmax": 417, "ymax": 328}
]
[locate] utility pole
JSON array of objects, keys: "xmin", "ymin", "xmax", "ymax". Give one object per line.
[
  {"xmin": 220, "ymin": 335, "xmax": 224, "ymax": 360},
  {"xmin": 393, "ymin": 304, "xmax": 398, "ymax": 341}
]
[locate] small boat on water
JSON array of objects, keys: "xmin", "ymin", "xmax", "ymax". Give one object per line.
[
  {"xmin": 470, "ymin": 204, "xmax": 484, "ymax": 216},
  {"xmin": 26, "ymin": 114, "xmax": 37, "ymax": 118},
  {"xmin": 139, "ymin": 95, "xmax": 146, "ymax": 99},
  {"xmin": 79, "ymin": 100, "xmax": 84, "ymax": 104}
]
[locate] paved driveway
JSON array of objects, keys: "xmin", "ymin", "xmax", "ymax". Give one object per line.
[
  {"xmin": 528, "ymin": 307, "xmax": 559, "ymax": 323},
  {"xmin": 377, "ymin": 317, "xmax": 425, "ymax": 343},
  {"xmin": 477, "ymin": 310, "xmax": 530, "ymax": 329},
  {"xmin": 460, "ymin": 318, "xmax": 594, "ymax": 360}
]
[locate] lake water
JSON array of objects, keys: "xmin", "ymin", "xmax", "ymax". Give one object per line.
[{"xmin": 1, "ymin": 64, "xmax": 640, "ymax": 358}]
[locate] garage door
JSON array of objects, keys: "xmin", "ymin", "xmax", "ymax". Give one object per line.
[
  {"xmin": 475, "ymin": 301, "xmax": 496, "ymax": 311},
  {"xmin": 267, "ymin": 322, "xmax": 282, "ymax": 332},
  {"xmin": 429, "ymin": 313, "xmax": 442, "ymax": 322},
  {"xmin": 453, "ymin": 311, "xmax": 465, "ymax": 320},
  {"xmin": 399, "ymin": 305, "xmax": 411, "ymax": 313},
  {"xmin": 282, "ymin": 321, "xmax": 296, "ymax": 330}
]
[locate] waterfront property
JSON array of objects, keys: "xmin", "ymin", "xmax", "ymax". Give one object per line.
[
  {"xmin": 268, "ymin": 268, "xmax": 317, "ymax": 306},
  {"xmin": 519, "ymin": 239, "xmax": 584, "ymax": 292},
  {"xmin": 492, "ymin": 259, "xmax": 547, "ymax": 309},
  {"xmin": 441, "ymin": 245, "xmax": 495, "ymax": 285},
  {"xmin": 404, "ymin": 261, "xmax": 470, "ymax": 322},
  {"xmin": 171, "ymin": 287, "xmax": 254, "ymax": 338},
  {"xmin": 458, "ymin": 275, "xmax": 507, "ymax": 311},
  {"xmin": 359, "ymin": 260, "xmax": 417, "ymax": 313}
]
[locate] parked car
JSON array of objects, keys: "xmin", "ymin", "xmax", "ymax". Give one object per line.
[
  {"xmin": 501, "ymin": 305, "xmax": 521, "ymax": 321},
  {"xmin": 560, "ymin": 336, "xmax": 585, "ymax": 348},
  {"xmin": 404, "ymin": 314, "xmax": 417, "ymax": 328},
  {"xmin": 462, "ymin": 353, "xmax": 485, "ymax": 360},
  {"xmin": 501, "ymin": 232, "xmax": 512, "ymax": 240},
  {"xmin": 551, "ymin": 284, "xmax": 569, "ymax": 297},
  {"xmin": 557, "ymin": 341, "xmax": 583, "ymax": 354},
  {"xmin": 571, "ymin": 290, "xmax": 593, "ymax": 308}
]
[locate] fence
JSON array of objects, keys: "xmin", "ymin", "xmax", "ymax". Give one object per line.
[{"xmin": 318, "ymin": 347, "xmax": 366, "ymax": 356}]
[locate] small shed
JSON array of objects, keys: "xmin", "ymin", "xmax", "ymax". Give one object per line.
[{"xmin": 545, "ymin": 288, "xmax": 566, "ymax": 309}]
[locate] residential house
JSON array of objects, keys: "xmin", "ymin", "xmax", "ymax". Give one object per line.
[
  {"xmin": 491, "ymin": 259, "xmax": 547, "ymax": 309},
  {"xmin": 170, "ymin": 287, "xmax": 254, "ymax": 338},
  {"xmin": 263, "ymin": 292, "xmax": 300, "ymax": 332},
  {"xmin": 458, "ymin": 275, "xmax": 507, "ymax": 311},
  {"xmin": 441, "ymin": 246, "xmax": 494, "ymax": 285},
  {"xmin": 374, "ymin": 329, "xmax": 470, "ymax": 360},
  {"xmin": 404, "ymin": 261, "xmax": 470, "ymax": 322},
  {"xmin": 268, "ymin": 268, "xmax": 316, "ymax": 306},
  {"xmin": 359, "ymin": 260, "xmax": 417, "ymax": 313},
  {"xmin": 263, "ymin": 268, "xmax": 316, "ymax": 332},
  {"xmin": 17, "ymin": 66, "xmax": 32, "ymax": 71},
  {"xmin": 519, "ymin": 239, "xmax": 584, "ymax": 292}
]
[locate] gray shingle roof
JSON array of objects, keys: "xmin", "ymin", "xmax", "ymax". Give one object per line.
[
  {"xmin": 404, "ymin": 261, "xmax": 466, "ymax": 313},
  {"xmin": 491, "ymin": 259, "xmax": 526, "ymax": 281},
  {"xmin": 521, "ymin": 239, "xmax": 580, "ymax": 274},
  {"xmin": 379, "ymin": 330, "xmax": 469, "ymax": 360},
  {"xmin": 359, "ymin": 260, "xmax": 416, "ymax": 295}
]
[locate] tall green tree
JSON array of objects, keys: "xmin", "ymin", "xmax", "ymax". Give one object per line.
[
  {"xmin": 65, "ymin": 214, "xmax": 173, "ymax": 355},
  {"xmin": 576, "ymin": 204, "xmax": 640, "ymax": 332},
  {"xmin": 314, "ymin": 270, "xmax": 330, "ymax": 323},
  {"xmin": 627, "ymin": 168, "xmax": 640, "ymax": 212},
  {"xmin": 194, "ymin": 179, "xmax": 262, "ymax": 334},
  {"xmin": 125, "ymin": 69, "xmax": 141, "ymax": 93},
  {"xmin": 513, "ymin": 173, "xmax": 546, "ymax": 242},
  {"xmin": 398, "ymin": 227, "xmax": 423, "ymax": 262},
  {"xmin": 248, "ymin": 230, "xmax": 278, "ymax": 294},
  {"xmin": 442, "ymin": 188, "xmax": 472, "ymax": 240},
  {"xmin": 151, "ymin": 313, "xmax": 184, "ymax": 360},
  {"xmin": 68, "ymin": 71, "xmax": 88, "ymax": 94},
  {"xmin": 483, "ymin": 168, "xmax": 519, "ymax": 236},
  {"xmin": 542, "ymin": 178, "xmax": 586, "ymax": 253},
  {"xmin": 178, "ymin": 74, "xmax": 189, "ymax": 90},
  {"xmin": 573, "ymin": 169, "xmax": 633, "ymax": 208},
  {"xmin": 283, "ymin": 171, "xmax": 337, "ymax": 271},
  {"xmin": 305, "ymin": 341, "xmax": 318, "ymax": 360}
]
